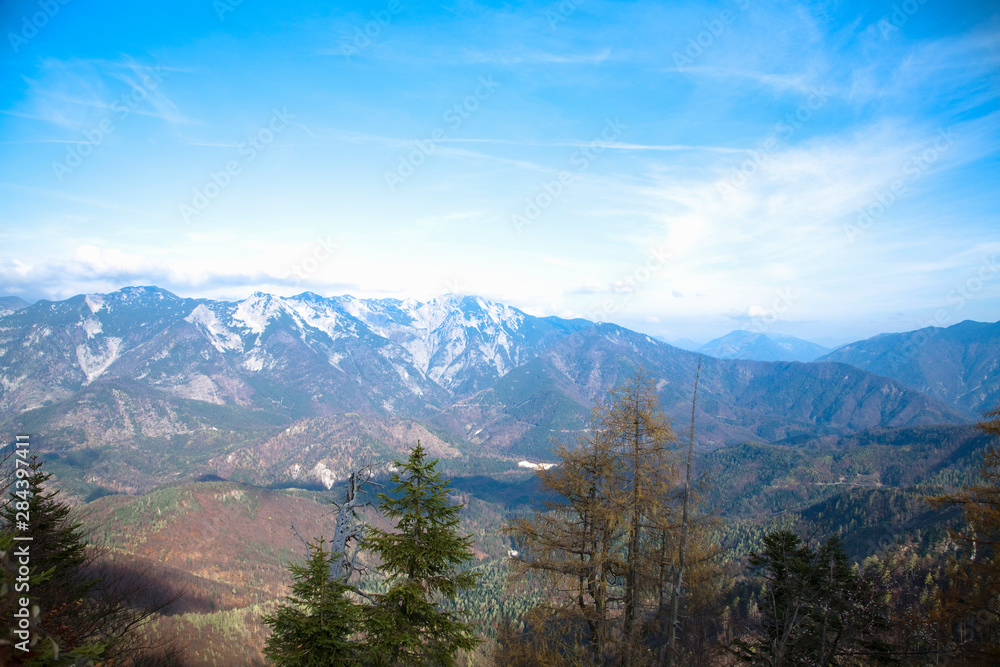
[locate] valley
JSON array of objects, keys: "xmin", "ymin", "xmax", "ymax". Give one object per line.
[{"xmin": 1, "ymin": 287, "xmax": 998, "ymax": 664}]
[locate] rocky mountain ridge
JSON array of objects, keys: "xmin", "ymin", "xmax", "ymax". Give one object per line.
[
  {"xmin": 819, "ymin": 319, "xmax": 1000, "ymax": 417},
  {"xmin": 0, "ymin": 287, "xmax": 991, "ymax": 496}
]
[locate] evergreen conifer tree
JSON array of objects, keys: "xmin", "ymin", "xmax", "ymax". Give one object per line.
[
  {"xmin": 731, "ymin": 530, "xmax": 897, "ymax": 665},
  {"xmin": 263, "ymin": 537, "xmax": 368, "ymax": 666},
  {"xmin": 2, "ymin": 452, "xmax": 180, "ymax": 665},
  {"xmin": 364, "ymin": 442, "xmax": 481, "ymax": 666},
  {"xmin": 0, "ymin": 453, "xmax": 105, "ymax": 664}
]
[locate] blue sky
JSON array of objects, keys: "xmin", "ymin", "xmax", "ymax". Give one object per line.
[{"xmin": 0, "ymin": 0, "xmax": 997, "ymax": 345}]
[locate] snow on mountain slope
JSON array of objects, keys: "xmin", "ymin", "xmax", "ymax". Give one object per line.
[
  {"xmin": 0, "ymin": 296, "xmax": 30, "ymax": 318},
  {"xmin": 185, "ymin": 304, "xmax": 244, "ymax": 354},
  {"xmin": 332, "ymin": 293, "xmax": 557, "ymax": 395},
  {"xmin": 0, "ymin": 287, "xmax": 590, "ymax": 422},
  {"xmin": 232, "ymin": 292, "xmax": 288, "ymax": 335}
]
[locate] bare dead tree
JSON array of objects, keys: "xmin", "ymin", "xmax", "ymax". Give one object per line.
[
  {"xmin": 328, "ymin": 464, "xmax": 381, "ymax": 582},
  {"xmin": 665, "ymin": 354, "xmax": 700, "ymax": 666},
  {"xmin": 292, "ymin": 462, "xmax": 381, "ymax": 584}
]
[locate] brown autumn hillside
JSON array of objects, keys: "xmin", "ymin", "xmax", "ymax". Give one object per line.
[{"xmin": 80, "ymin": 478, "xmax": 512, "ymax": 665}]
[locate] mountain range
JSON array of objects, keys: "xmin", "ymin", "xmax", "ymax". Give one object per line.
[
  {"xmin": 0, "ymin": 286, "xmax": 995, "ymax": 496},
  {"xmin": 0, "ymin": 296, "xmax": 29, "ymax": 317},
  {"xmin": 696, "ymin": 330, "xmax": 831, "ymax": 362},
  {"xmin": 818, "ymin": 320, "xmax": 1000, "ymax": 417}
]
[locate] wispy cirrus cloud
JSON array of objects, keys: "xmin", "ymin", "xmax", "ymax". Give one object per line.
[
  {"xmin": 12, "ymin": 56, "xmax": 192, "ymax": 132},
  {"xmin": 0, "ymin": 244, "xmax": 362, "ymax": 303},
  {"xmin": 460, "ymin": 47, "xmax": 615, "ymax": 65},
  {"xmin": 0, "ymin": 0, "xmax": 997, "ymax": 342}
]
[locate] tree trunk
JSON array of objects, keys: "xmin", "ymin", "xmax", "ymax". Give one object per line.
[{"xmin": 666, "ymin": 355, "xmax": 700, "ymax": 666}]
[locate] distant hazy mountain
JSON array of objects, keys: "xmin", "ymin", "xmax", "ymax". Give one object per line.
[
  {"xmin": 434, "ymin": 323, "xmax": 966, "ymax": 457},
  {"xmin": 0, "ymin": 296, "xmax": 29, "ymax": 317},
  {"xmin": 697, "ymin": 330, "xmax": 831, "ymax": 362},
  {"xmin": 820, "ymin": 319, "xmax": 1000, "ymax": 417},
  {"xmin": 668, "ymin": 337, "xmax": 702, "ymax": 351}
]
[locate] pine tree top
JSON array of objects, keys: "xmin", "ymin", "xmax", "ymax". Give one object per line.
[
  {"xmin": 370, "ymin": 442, "xmax": 478, "ymax": 596},
  {"xmin": 2, "ymin": 454, "xmax": 89, "ymax": 577}
]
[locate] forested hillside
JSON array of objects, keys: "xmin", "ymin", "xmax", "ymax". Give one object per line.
[
  {"xmin": 820, "ymin": 319, "xmax": 1000, "ymax": 417},
  {"xmin": 5, "ymin": 399, "xmax": 997, "ymax": 664},
  {"xmin": 0, "ymin": 288, "xmax": 976, "ymax": 500},
  {"xmin": 2, "ymin": 293, "xmax": 999, "ymax": 664}
]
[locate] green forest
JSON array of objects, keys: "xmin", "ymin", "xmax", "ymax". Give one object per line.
[{"xmin": 3, "ymin": 370, "xmax": 1000, "ymax": 666}]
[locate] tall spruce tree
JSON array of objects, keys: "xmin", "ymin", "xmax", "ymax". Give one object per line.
[
  {"xmin": 263, "ymin": 537, "xmax": 368, "ymax": 666},
  {"xmin": 0, "ymin": 453, "xmax": 106, "ymax": 665},
  {"xmin": 1, "ymin": 452, "xmax": 181, "ymax": 666},
  {"xmin": 364, "ymin": 442, "xmax": 481, "ymax": 666}
]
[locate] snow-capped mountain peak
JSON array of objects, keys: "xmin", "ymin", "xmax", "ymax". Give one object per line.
[{"xmin": 0, "ymin": 288, "xmax": 594, "ymax": 421}]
